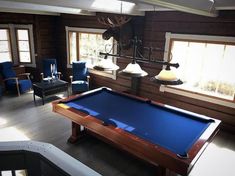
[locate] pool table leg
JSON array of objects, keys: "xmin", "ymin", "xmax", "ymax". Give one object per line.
[
  {"xmin": 68, "ymin": 122, "xmax": 86, "ymax": 143},
  {"xmin": 157, "ymin": 167, "xmax": 177, "ymax": 176},
  {"xmin": 157, "ymin": 166, "xmax": 167, "ymax": 176}
]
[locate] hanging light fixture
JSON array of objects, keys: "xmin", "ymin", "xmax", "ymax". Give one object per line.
[
  {"xmin": 119, "ymin": 60, "xmax": 148, "ymax": 77},
  {"xmin": 119, "ymin": 36, "xmax": 147, "ymax": 77},
  {"xmin": 98, "ymin": 36, "xmax": 183, "ymax": 86},
  {"xmin": 93, "ymin": 54, "xmax": 119, "ymax": 71},
  {"xmin": 94, "ymin": 1, "xmax": 182, "ymax": 87},
  {"xmin": 150, "ymin": 65, "xmax": 183, "ymax": 85}
]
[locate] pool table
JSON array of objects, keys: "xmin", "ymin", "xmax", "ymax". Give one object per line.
[{"xmin": 52, "ymin": 87, "xmax": 221, "ymax": 176}]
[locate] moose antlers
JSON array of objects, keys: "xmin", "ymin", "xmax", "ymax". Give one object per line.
[{"xmin": 97, "ymin": 15, "xmax": 131, "ymax": 28}]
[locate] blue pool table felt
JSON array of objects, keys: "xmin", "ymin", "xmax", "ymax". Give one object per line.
[{"xmin": 65, "ymin": 88, "xmax": 213, "ymax": 156}]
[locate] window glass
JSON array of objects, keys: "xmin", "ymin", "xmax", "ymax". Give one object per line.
[
  {"xmin": 17, "ymin": 30, "xmax": 29, "ymax": 40},
  {"xmin": 69, "ymin": 32, "xmax": 77, "ymax": 64},
  {"xmin": 67, "ymin": 27, "xmax": 117, "ymax": 79},
  {"xmin": 170, "ymin": 40, "xmax": 235, "ymax": 101},
  {"xmin": 18, "ymin": 41, "xmax": 30, "ymax": 51},
  {"xmin": 0, "ymin": 29, "xmax": 12, "ymax": 63},
  {"xmin": 0, "ymin": 53, "xmax": 11, "ymax": 62},
  {"xmin": 19, "ymin": 52, "xmax": 31, "ymax": 63},
  {"xmin": 0, "ymin": 29, "xmax": 8, "ymax": 40},
  {"xmin": 78, "ymin": 32, "xmax": 114, "ymax": 67},
  {"xmin": 16, "ymin": 29, "xmax": 31, "ymax": 63},
  {"xmin": 0, "ymin": 41, "xmax": 10, "ymax": 52}
]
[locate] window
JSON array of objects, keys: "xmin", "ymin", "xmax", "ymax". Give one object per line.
[
  {"xmin": 68, "ymin": 31, "xmax": 77, "ymax": 64},
  {"xmin": 16, "ymin": 29, "xmax": 31, "ymax": 63},
  {"xmin": 66, "ymin": 27, "xmax": 117, "ymax": 79},
  {"xmin": 0, "ymin": 29, "xmax": 12, "ymax": 62},
  {"xmin": 0, "ymin": 24, "xmax": 35, "ymax": 67},
  {"xmin": 161, "ymin": 33, "xmax": 235, "ymax": 108}
]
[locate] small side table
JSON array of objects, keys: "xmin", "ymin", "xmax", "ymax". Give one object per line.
[{"xmin": 33, "ymin": 80, "xmax": 69, "ymax": 105}]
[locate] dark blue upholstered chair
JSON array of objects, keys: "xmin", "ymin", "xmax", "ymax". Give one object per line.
[
  {"xmin": 0, "ymin": 62, "xmax": 32, "ymax": 96},
  {"xmin": 41, "ymin": 59, "xmax": 61, "ymax": 80},
  {"xmin": 70, "ymin": 61, "xmax": 89, "ymax": 94}
]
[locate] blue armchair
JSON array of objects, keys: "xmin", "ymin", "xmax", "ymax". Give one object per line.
[
  {"xmin": 70, "ymin": 61, "xmax": 89, "ymax": 94},
  {"xmin": 41, "ymin": 59, "xmax": 61, "ymax": 80},
  {"xmin": 0, "ymin": 62, "xmax": 32, "ymax": 96}
]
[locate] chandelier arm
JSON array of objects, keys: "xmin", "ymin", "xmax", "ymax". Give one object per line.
[{"xmin": 99, "ymin": 52, "xmax": 179, "ymax": 68}]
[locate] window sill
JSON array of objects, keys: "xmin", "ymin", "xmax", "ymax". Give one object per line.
[
  {"xmin": 89, "ymin": 68, "xmax": 117, "ymax": 80},
  {"xmin": 67, "ymin": 64, "xmax": 117, "ymax": 80},
  {"xmin": 160, "ymin": 85, "xmax": 235, "ymax": 109}
]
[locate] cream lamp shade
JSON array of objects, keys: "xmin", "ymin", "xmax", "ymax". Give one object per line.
[{"xmin": 119, "ymin": 61, "xmax": 148, "ymax": 77}]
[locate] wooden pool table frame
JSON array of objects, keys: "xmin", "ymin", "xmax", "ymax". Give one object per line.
[{"xmin": 52, "ymin": 87, "xmax": 221, "ymax": 176}]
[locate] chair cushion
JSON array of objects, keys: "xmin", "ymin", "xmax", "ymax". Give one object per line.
[
  {"xmin": 72, "ymin": 80, "xmax": 89, "ymax": 92},
  {"xmin": 6, "ymin": 79, "xmax": 32, "ymax": 93},
  {"xmin": 72, "ymin": 61, "xmax": 88, "ymax": 81},
  {"xmin": 19, "ymin": 80, "xmax": 32, "ymax": 93}
]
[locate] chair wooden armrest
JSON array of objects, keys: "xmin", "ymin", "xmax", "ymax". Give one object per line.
[
  {"xmin": 18, "ymin": 73, "xmax": 30, "ymax": 80},
  {"xmin": 87, "ymin": 75, "xmax": 90, "ymax": 88},
  {"xmin": 4, "ymin": 77, "xmax": 18, "ymax": 82},
  {"xmin": 4, "ymin": 77, "xmax": 20, "ymax": 96},
  {"xmin": 57, "ymin": 72, "xmax": 62, "ymax": 79},
  {"xmin": 18, "ymin": 73, "xmax": 30, "ymax": 76},
  {"xmin": 69, "ymin": 75, "xmax": 73, "ymax": 83},
  {"xmin": 40, "ymin": 73, "xmax": 44, "ymax": 80},
  {"xmin": 69, "ymin": 75, "xmax": 89, "ymax": 83},
  {"xmin": 87, "ymin": 75, "xmax": 90, "ymax": 82}
]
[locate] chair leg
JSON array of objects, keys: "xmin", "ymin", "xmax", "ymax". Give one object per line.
[
  {"xmin": 16, "ymin": 82, "xmax": 20, "ymax": 96},
  {"xmin": 41, "ymin": 73, "xmax": 44, "ymax": 81}
]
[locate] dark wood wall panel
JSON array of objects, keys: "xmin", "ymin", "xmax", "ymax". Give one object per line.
[
  {"xmin": 56, "ymin": 13, "xmax": 144, "ymax": 80},
  {"xmin": 56, "ymin": 11, "xmax": 235, "ymax": 132},
  {"xmin": 32, "ymin": 15, "xmax": 57, "ymax": 80},
  {"xmin": 0, "ymin": 13, "xmax": 57, "ymax": 81},
  {"xmin": 142, "ymin": 11, "xmax": 235, "ymax": 132},
  {"xmin": 56, "ymin": 13, "xmax": 116, "ymax": 78},
  {"xmin": 0, "ymin": 13, "xmax": 34, "ymax": 23},
  {"xmin": 1, "ymin": 11, "xmax": 235, "ymax": 132}
]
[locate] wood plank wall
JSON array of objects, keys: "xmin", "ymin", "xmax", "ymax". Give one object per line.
[
  {"xmin": 31, "ymin": 15, "xmax": 57, "ymax": 80},
  {"xmin": 0, "ymin": 13, "xmax": 57, "ymax": 81},
  {"xmin": 1, "ymin": 11, "xmax": 235, "ymax": 132},
  {"xmin": 147, "ymin": 11, "xmax": 235, "ymax": 133},
  {"xmin": 141, "ymin": 11, "xmax": 235, "ymax": 132},
  {"xmin": 56, "ymin": 13, "xmax": 144, "ymax": 81},
  {"xmin": 55, "ymin": 14, "xmax": 106, "ymax": 78},
  {"xmin": 56, "ymin": 11, "xmax": 235, "ymax": 132},
  {"xmin": 0, "ymin": 13, "xmax": 33, "ymax": 85}
]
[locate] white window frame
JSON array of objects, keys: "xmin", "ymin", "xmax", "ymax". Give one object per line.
[
  {"xmin": 0, "ymin": 28, "xmax": 12, "ymax": 62},
  {"xmin": 161, "ymin": 32, "xmax": 235, "ymax": 108},
  {"xmin": 0, "ymin": 24, "xmax": 36, "ymax": 67},
  {"xmin": 65, "ymin": 26, "xmax": 117, "ymax": 80}
]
